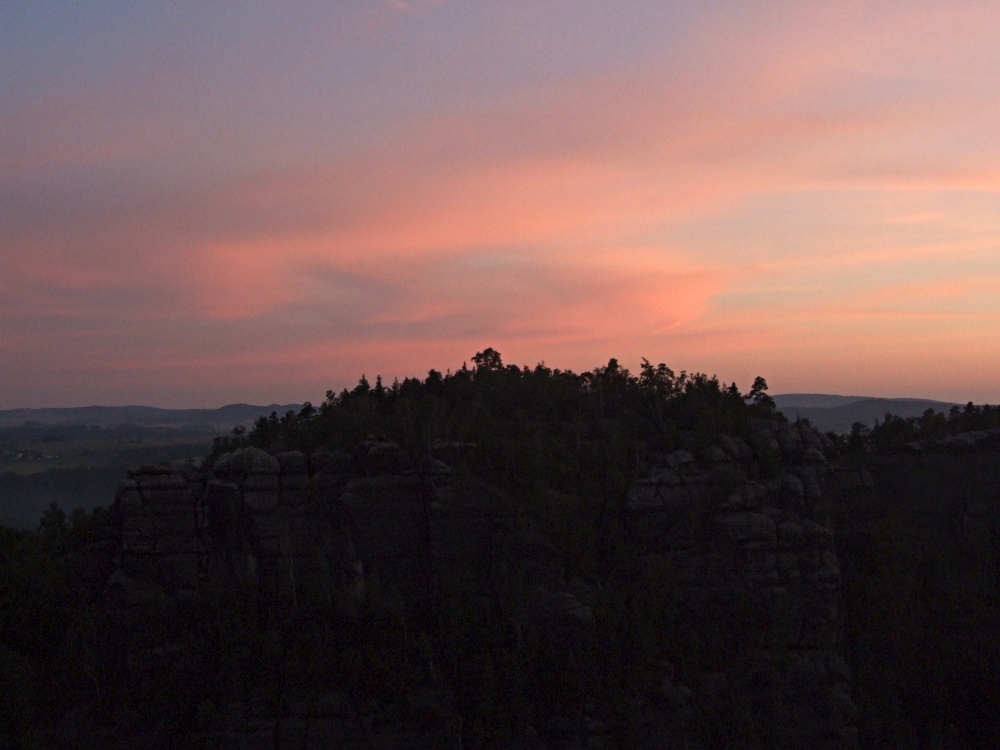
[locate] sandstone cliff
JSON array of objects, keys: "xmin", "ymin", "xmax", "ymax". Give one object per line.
[{"xmin": 94, "ymin": 417, "xmax": 857, "ymax": 749}]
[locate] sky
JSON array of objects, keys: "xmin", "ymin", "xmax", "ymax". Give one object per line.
[{"xmin": 3, "ymin": 0, "xmax": 1000, "ymax": 408}]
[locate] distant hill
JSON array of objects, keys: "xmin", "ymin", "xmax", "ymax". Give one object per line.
[
  {"xmin": 773, "ymin": 394, "xmax": 958, "ymax": 433},
  {"xmin": 0, "ymin": 403, "xmax": 305, "ymax": 528},
  {"xmin": 773, "ymin": 394, "xmax": 874, "ymax": 409},
  {"xmin": 0, "ymin": 403, "xmax": 303, "ymax": 430}
]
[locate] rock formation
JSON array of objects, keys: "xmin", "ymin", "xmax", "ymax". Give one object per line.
[
  {"xmin": 99, "ymin": 421, "xmax": 858, "ymax": 748},
  {"xmin": 624, "ymin": 420, "xmax": 857, "ymax": 748}
]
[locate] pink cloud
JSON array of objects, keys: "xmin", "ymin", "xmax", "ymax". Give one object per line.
[{"xmin": 5, "ymin": 1, "xmax": 1000, "ymax": 405}]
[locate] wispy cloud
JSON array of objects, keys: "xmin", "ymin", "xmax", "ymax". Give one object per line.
[{"xmin": 3, "ymin": 1, "xmax": 1000, "ymax": 405}]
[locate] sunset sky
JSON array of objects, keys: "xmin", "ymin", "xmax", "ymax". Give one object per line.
[{"xmin": 3, "ymin": 1, "xmax": 1000, "ymax": 407}]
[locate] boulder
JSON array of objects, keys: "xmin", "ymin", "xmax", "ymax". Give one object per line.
[
  {"xmin": 781, "ymin": 474, "xmax": 805, "ymax": 500},
  {"xmin": 800, "ymin": 426, "xmax": 825, "ymax": 452},
  {"xmin": 276, "ymin": 451, "xmax": 309, "ymax": 475},
  {"xmin": 136, "ymin": 474, "xmax": 191, "ymax": 507},
  {"xmin": 706, "ymin": 445, "xmax": 731, "ymax": 464},
  {"xmin": 211, "ymin": 452, "xmax": 231, "ymax": 478},
  {"xmin": 733, "ymin": 436, "xmax": 754, "ymax": 460},
  {"xmin": 311, "ymin": 449, "xmax": 353, "ymax": 475},
  {"xmin": 777, "ymin": 423, "xmax": 804, "ymax": 459},
  {"xmin": 662, "ymin": 679, "xmax": 693, "ymax": 708},
  {"xmin": 741, "ymin": 481, "xmax": 768, "ymax": 510},
  {"xmin": 213, "ymin": 448, "xmax": 281, "ymax": 478},
  {"xmin": 229, "ymin": 447, "xmax": 281, "ymax": 477},
  {"xmin": 837, "ymin": 471, "xmax": 863, "ymax": 490},
  {"xmin": 804, "ymin": 447, "xmax": 828, "ymax": 464},
  {"xmin": 650, "ymin": 467, "xmax": 681, "ymax": 486},
  {"xmin": 717, "ymin": 513, "xmax": 777, "ymax": 551},
  {"xmin": 627, "ymin": 481, "xmax": 663, "ymax": 510},
  {"xmin": 718, "ymin": 435, "xmax": 742, "ymax": 460},
  {"xmin": 279, "ymin": 474, "xmax": 312, "ymax": 506},
  {"xmin": 358, "ymin": 441, "xmax": 409, "ymax": 475},
  {"xmin": 665, "ymin": 450, "xmax": 696, "ymax": 469}
]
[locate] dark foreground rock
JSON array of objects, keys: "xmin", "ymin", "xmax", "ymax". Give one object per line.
[
  {"xmin": 623, "ymin": 421, "xmax": 856, "ymax": 748},
  {"xmin": 51, "ymin": 423, "xmax": 856, "ymax": 749}
]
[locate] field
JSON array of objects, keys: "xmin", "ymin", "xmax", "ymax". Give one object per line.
[{"xmin": 0, "ymin": 424, "xmax": 216, "ymax": 529}]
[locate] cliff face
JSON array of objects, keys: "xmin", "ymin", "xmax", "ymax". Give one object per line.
[
  {"xmin": 100, "ymin": 423, "xmax": 858, "ymax": 749},
  {"xmin": 624, "ymin": 419, "xmax": 858, "ymax": 748}
]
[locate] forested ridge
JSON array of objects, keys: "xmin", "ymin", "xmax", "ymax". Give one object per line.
[{"xmin": 2, "ymin": 350, "xmax": 999, "ymax": 748}]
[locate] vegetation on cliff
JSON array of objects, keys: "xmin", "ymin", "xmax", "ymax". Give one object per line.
[
  {"xmin": 216, "ymin": 347, "xmax": 778, "ymax": 510},
  {"xmin": 1, "ymin": 350, "xmax": 998, "ymax": 748}
]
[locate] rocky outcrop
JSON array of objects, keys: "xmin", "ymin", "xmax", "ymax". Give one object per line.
[
  {"xmin": 624, "ymin": 420, "xmax": 857, "ymax": 748},
  {"xmin": 112, "ymin": 447, "xmax": 361, "ymax": 624},
  {"xmin": 104, "ymin": 443, "xmax": 597, "ymax": 747},
  {"xmin": 100, "ymin": 422, "xmax": 857, "ymax": 748},
  {"xmin": 111, "ymin": 441, "xmax": 593, "ymax": 628}
]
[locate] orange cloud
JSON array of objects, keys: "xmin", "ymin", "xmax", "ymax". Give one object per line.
[{"xmin": 5, "ymin": 1, "xmax": 1000, "ymax": 405}]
